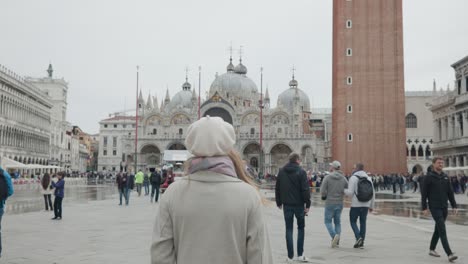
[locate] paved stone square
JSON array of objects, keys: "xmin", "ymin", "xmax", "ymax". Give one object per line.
[{"xmin": 2, "ymin": 189, "xmax": 468, "ymax": 264}]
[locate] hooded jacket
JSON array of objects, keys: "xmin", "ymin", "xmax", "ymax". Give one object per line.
[
  {"xmin": 421, "ymin": 170, "xmax": 457, "ymax": 210},
  {"xmin": 0, "ymin": 167, "xmax": 14, "ymax": 209},
  {"xmin": 275, "ymin": 162, "xmax": 311, "ymax": 208},
  {"xmin": 321, "ymin": 170, "xmax": 348, "ymax": 205}
]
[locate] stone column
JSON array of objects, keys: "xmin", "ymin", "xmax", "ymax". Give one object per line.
[
  {"xmin": 455, "ymin": 114, "xmax": 461, "ymax": 138},
  {"xmin": 448, "ymin": 116, "xmax": 454, "ymax": 139},
  {"xmin": 434, "ymin": 119, "xmax": 440, "ymax": 141},
  {"xmin": 441, "ymin": 118, "xmax": 447, "ymax": 140},
  {"xmin": 463, "ymin": 111, "xmax": 468, "ymax": 137}
]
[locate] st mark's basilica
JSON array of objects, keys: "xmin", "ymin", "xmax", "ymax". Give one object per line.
[{"xmin": 98, "ymin": 56, "xmax": 329, "ymax": 175}]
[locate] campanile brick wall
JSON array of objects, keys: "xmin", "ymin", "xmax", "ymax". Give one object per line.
[{"xmin": 332, "ymin": 0, "xmax": 407, "ymax": 175}]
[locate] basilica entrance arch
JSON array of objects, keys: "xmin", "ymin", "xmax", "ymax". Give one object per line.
[
  {"xmin": 167, "ymin": 142, "xmax": 186, "ymax": 150},
  {"xmin": 204, "ymin": 107, "xmax": 233, "ymax": 124},
  {"xmin": 243, "ymin": 143, "xmax": 262, "ymax": 169},
  {"xmin": 270, "ymin": 143, "xmax": 293, "ymax": 175},
  {"xmin": 140, "ymin": 144, "xmax": 161, "ymax": 167},
  {"xmin": 412, "ymin": 164, "xmax": 423, "ymax": 174}
]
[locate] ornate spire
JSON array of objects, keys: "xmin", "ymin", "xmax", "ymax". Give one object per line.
[
  {"xmin": 165, "ymin": 88, "xmax": 170, "ymax": 102},
  {"xmin": 47, "ymin": 63, "xmax": 53, "ymax": 78},
  {"xmin": 153, "ymin": 96, "xmax": 159, "ymax": 112},
  {"xmin": 146, "ymin": 93, "xmax": 153, "ymax": 109},
  {"xmin": 227, "ymin": 44, "xmax": 235, "ymax": 72},
  {"xmin": 265, "ymin": 87, "xmax": 270, "ymax": 100},
  {"xmin": 182, "ymin": 68, "xmax": 191, "ymax": 91},
  {"xmin": 138, "ymin": 89, "xmax": 144, "ymax": 102}
]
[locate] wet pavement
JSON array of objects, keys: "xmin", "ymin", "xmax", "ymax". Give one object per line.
[{"xmin": 5, "ymin": 180, "xmax": 118, "ymax": 214}]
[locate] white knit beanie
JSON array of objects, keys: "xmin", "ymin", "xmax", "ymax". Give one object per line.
[{"xmin": 185, "ymin": 116, "xmax": 236, "ymax": 157}]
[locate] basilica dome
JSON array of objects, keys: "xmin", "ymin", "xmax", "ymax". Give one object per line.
[
  {"xmin": 209, "ymin": 59, "xmax": 258, "ymax": 101},
  {"xmin": 166, "ymin": 79, "xmax": 194, "ymax": 111},
  {"xmin": 277, "ymin": 77, "xmax": 311, "ymax": 112}
]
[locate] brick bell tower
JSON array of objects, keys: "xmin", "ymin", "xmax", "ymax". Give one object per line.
[{"xmin": 332, "ymin": 0, "xmax": 407, "ymax": 175}]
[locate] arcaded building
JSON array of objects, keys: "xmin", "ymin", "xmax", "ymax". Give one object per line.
[{"xmin": 332, "ymin": 0, "xmax": 407, "ymax": 174}]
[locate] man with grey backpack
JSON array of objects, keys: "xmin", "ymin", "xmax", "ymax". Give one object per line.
[{"xmin": 345, "ymin": 163, "xmax": 375, "ymax": 249}]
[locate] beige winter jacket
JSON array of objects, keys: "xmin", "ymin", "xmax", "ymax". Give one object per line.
[{"xmin": 151, "ymin": 171, "xmax": 273, "ymax": 264}]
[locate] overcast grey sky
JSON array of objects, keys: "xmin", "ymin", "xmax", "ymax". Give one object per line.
[{"xmin": 1, "ymin": 0, "xmax": 468, "ymax": 134}]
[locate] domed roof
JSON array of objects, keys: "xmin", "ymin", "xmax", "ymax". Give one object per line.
[
  {"xmin": 234, "ymin": 59, "xmax": 247, "ymax": 74},
  {"xmin": 227, "ymin": 57, "xmax": 235, "ymax": 72},
  {"xmin": 167, "ymin": 90, "xmax": 193, "ymax": 111},
  {"xmin": 209, "ymin": 71, "xmax": 258, "ymax": 101},
  {"xmin": 277, "ymin": 77, "xmax": 310, "ymax": 112}
]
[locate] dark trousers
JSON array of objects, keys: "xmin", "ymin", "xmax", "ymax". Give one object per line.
[
  {"xmin": 144, "ymin": 182, "xmax": 150, "ymax": 195},
  {"xmin": 54, "ymin": 196, "xmax": 63, "ymax": 218},
  {"xmin": 151, "ymin": 184, "xmax": 160, "ymax": 202},
  {"xmin": 283, "ymin": 205, "xmax": 305, "ymax": 259},
  {"xmin": 350, "ymin": 207, "xmax": 368, "ymax": 241},
  {"xmin": 43, "ymin": 194, "xmax": 53, "ymax": 210},
  {"xmin": 0, "ymin": 207, "xmax": 3, "ymax": 256},
  {"xmin": 392, "ymin": 183, "xmax": 397, "ymax": 193},
  {"xmin": 430, "ymin": 208, "xmax": 453, "ymax": 256}
]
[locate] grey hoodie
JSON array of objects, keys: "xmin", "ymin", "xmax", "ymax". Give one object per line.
[{"xmin": 321, "ymin": 170, "xmax": 348, "ymax": 205}]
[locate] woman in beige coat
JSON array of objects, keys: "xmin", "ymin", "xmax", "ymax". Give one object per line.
[{"xmin": 151, "ymin": 116, "xmax": 273, "ymax": 264}]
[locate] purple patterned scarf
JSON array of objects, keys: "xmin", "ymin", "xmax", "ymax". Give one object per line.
[{"xmin": 188, "ymin": 156, "xmax": 237, "ymax": 178}]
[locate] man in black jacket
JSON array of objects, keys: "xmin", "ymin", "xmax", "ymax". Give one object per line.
[
  {"xmin": 150, "ymin": 169, "xmax": 162, "ymax": 203},
  {"xmin": 275, "ymin": 153, "xmax": 311, "ymax": 262},
  {"xmin": 421, "ymin": 157, "xmax": 458, "ymax": 262}
]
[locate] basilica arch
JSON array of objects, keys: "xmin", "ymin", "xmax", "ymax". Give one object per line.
[
  {"xmin": 167, "ymin": 142, "xmax": 187, "ymax": 150},
  {"xmin": 203, "ymin": 107, "xmax": 233, "ymax": 125},
  {"xmin": 140, "ymin": 144, "xmax": 161, "ymax": 167},
  {"xmin": 269, "ymin": 143, "xmax": 293, "ymax": 175},
  {"xmin": 242, "ymin": 142, "xmax": 263, "ymax": 169}
]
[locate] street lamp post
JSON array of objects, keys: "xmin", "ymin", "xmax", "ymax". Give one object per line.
[{"xmin": 258, "ymin": 67, "xmax": 264, "ymax": 177}]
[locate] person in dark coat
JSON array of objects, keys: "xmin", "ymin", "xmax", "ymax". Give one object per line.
[
  {"xmin": 116, "ymin": 173, "xmax": 128, "ymax": 205},
  {"xmin": 275, "ymin": 153, "xmax": 311, "ymax": 262},
  {"xmin": 421, "ymin": 157, "xmax": 458, "ymax": 262},
  {"xmin": 51, "ymin": 172, "xmax": 65, "ymax": 220},
  {"xmin": 150, "ymin": 169, "xmax": 162, "ymax": 203},
  {"xmin": 125, "ymin": 172, "xmax": 135, "ymax": 205}
]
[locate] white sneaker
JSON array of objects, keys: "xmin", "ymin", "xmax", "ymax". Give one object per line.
[
  {"xmin": 295, "ymin": 255, "xmax": 309, "ymax": 262},
  {"xmin": 332, "ymin": 234, "xmax": 340, "ymax": 248},
  {"xmin": 285, "ymin": 257, "xmax": 294, "ymax": 263}
]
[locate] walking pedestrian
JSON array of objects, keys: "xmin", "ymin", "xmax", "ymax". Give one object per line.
[
  {"xmin": 116, "ymin": 173, "xmax": 128, "ymax": 205},
  {"xmin": 40, "ymin": 173, "xmax": 53, "ymax": 211},
  {"xmin": 151, "ymin": 116, "xmax": 273, "ymax": 264},
  {"xmin": 275, "ymin": 152, "xmax": 311, "ymax": 262},
  {"xmin": 345, "ymin": 163, "xmax": 375, "ymax": 249},
  {"xmin": 0, "ymin": 163, "xmax": 14, "ymax": 258},
  {"xmin": 421, "ymin": 157, "xmax": 458, "ymax": 262},
  {"xmin": 320, "ymin": 160, "xmax": 348, "ymax": 248},
  {"xmin": 126, "ymin": 171, "xmax": 135, "ymax": 205},
  {"xmin": 150, "ymin": 169, "xmax": 161, "ymax": 203},
  {"xmin": 135, "ymin": 170, "xmax": 144, "ymax": 196},
  {"xmin": 143, "ymin": 169, "xmax": 150, "ymax": 196},
  {"xmin": 51, "ymin": 172, "xmax": 65, "ymax": 220}
]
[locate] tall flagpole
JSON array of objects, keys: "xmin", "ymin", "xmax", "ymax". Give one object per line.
[
  {"xmin": 259, "ymin": 67, "xmax": 263, "ymax": 177},
  {"xmin": 134, "ymin": 66, "xmax": 139, "ymax": 173},
  {"xmin": 198, "ymin": 66, "xmax": 201, "ymax": 120}
]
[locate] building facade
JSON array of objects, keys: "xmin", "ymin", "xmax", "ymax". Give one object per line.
[
  {"xmin": 98, "ymin": 57, "xmax": 328, "ymax": 175},
  {"xmin": 332, "ymin": 0, "xmax": 407, "ymax": 174},
  {"xmin": 26, "ymin": 65, "xmax": 72, "ymax": 170},
  {"xmin": 405, "ymin": 90, "xmax": 435, "ymax": 174},
  {"xmin": 0, "ymin": 64, "xmax": 52, "ymax": 167},
  {"xmin": 431, "ymin": 56, "xmax": 468, "ymax": 172}
]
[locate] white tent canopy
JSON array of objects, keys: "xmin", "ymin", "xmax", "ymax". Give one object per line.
[
  {"xmin": 1, "ymin": 157, "xmax": 27, "ymax": 169},
  {"xmin": 443, "ymin": 166, "xmax": 468, "ymax": 171},
  {"xmin": 163, "ymin": 150, "xmax": 191, "ymax": 162}
]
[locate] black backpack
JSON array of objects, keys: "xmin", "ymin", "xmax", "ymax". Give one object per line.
[
  {"xmin": 0, "ymin": 171, "xmax": 9, "ymax": 201},
  {"xmin": 354, "ymin": 175, "xmax": 374, "ymax": 202}
]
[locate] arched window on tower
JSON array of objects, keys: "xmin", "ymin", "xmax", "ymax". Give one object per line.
[
  {"xmin": 153, "ymin": 129, "xmax": 157, "ymax": 135},
  {"xmin": 425, "ymin": 145, "xmax": 431, "ymax": 159},
  {"xmin": 418, "ymin": 145, "xmax": 424, "ymax": 158},
  {"xmin": 250, "ymin": 128, "xmax": 255, "ymax": 135},
  {"xmin": 179, "ymin": 128, "xmax": 183, "ymax": 135},
  {"xmin": 406, "ymin": 113, "xmax": 417, "ymax": 128}
]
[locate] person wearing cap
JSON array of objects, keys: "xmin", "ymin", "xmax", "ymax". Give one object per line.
[
  {"xmin": 151, "ymin": 116, "xmax": 273, "ymax": 264},
  {"xmin": 275, "ymin": 152, "xmax": 311, "ymax": 263},
  {"xmin": 320, "ymin": 161, "xmax": 348, "ymax": 248}
]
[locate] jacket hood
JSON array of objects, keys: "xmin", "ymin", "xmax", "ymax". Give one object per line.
[
  {"xmin": 353, "ymin": 170, "xmax": 368, "ymax": 178},
  {"xmin": 428, "ymin": 170, "xmax": 446, "ymax": 179},
  {"xmin": 283, "ymin": 162, "xmax": 301, "ymax": 173},
  {"xmin": 328, "ymin": 170, "xmax": 344, "ymax": 180}
]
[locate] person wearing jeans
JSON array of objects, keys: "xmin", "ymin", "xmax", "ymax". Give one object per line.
[
  {"xmin": 275, "ymin": 153, "xmax": 311, "ymax": 262},
  {"xmin": 422, "ymin": 157, "xmax": 458, "ymax": 262},
  {"xmin": 150, "ymin": 169, "xmax": 161, "ymax": 203},
  {"xmin": 0, "ymin": 165, "xmax": 14, "ymax": 258},
  {"xmin": 321, "ymin": 161, "xmax": 348, "ymax": 248},
  {"xmin": 345, "ymin": 163, "xmax": 375, "ymax": 249},
  {"xmin": 51, "ymin": 172, "xmax": 65, "ymax": 220}
]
